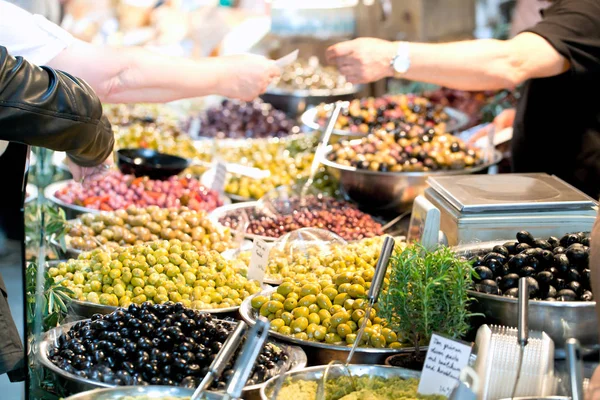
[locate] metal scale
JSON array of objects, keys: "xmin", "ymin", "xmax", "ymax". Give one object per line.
[{"xmin": 408, "ymin": 173, "xmax": 598, "ymax": 247}]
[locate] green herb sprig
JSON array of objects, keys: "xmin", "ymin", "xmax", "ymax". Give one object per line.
[{"xmin": 379, "ymin": 243, "xmax": 475, "ymax": 354}]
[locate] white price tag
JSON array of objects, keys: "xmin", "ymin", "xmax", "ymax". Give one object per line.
[
  {"xmin": 211, "ymin": 161, "xmax": 227, "ymax": 194},
  {"xmin": 418, "ymin": 333, "xmax": 472, "ymax": 397},
  {"xmin": 248, "ymin": 238, "xmax": 270, "ymax": 285}
]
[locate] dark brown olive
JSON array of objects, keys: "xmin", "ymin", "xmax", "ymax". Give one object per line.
[
  {"xmin": 567, "ymin": 268, "xmax": 581, "ymax": 282},
  {"xmin": 560, "ymin": 233, "xmax": 580, "ymax": 248},
  {"xmin": 492, "ymin": 245, "xmax": 510, "ymax": 257},
  {"xmin": 470, "ymin": 256, "xmax": 484, "ymax": 267},
  {"xmin": 533, "ymin": 239, "xmax": 552, "ymax": 250},
  {"xmin": 515, "ymin": 243, "xmax": 531, "ymax": 253},
  {"xmin": 503, "ymin": 241, "xmax": 518, "ymax": 254},
  {"xmin": 547, "ymin": 236, "xmax": 560, "ymax": 248},
  {"xmin": 540, "ymin": 250, "xmax": 554, "ymax": 264},
  {"xmin": 557, "ymin": 289, "xmax": 577, "ymax": 301},
  {"xmin": 499, "ymin": 273, "xmax": 520, "ymax": 291},
  {"xmin": 553, "ymin": 246, "xmax": 566, "ymax": 254},
  {"xmin": 566, "ymin": 243, "xmax": 588, "ymax": 265},
  {"xmin": 504, "ymin": 288, "xmax": 520, "ymax": 297},
  {"xmin": 483, "ymin": 252, "xmax": 506, "ymax": 264},
  {"xmin": 518, "ymin": 266, "xmax": 536, "ymax": 277},
  {"xmin": 516, "ymin": 231, "xmax": 534, "ymax": 244},
  {"xmin": 581, "ymin": 290, "xmax": 594, "ymax": 301},
  {"xmin": 524, "ymin": 277, "xmax": 540, "ymax": 298},
  {"xmin": 568, "ymin": 281, "xmax": 582, "ymax": 295},
  {"xmin": 508, "ymin": 254, "xmax": 528, "ymax": 272},
  {"xmin": 474, "ymin": 266, "xmax": 494, "ymax": 281},
  {"xmin": 554, "ymin": 278, "xmax": 568, "ymax": 291},
  {"xmin": 553, "ymin": 254, "xmax": 570, "ymax": 273},
  {"xmin": 536, "ymin": 271, "xmax": 554, "ymax": 285},
  {"xmin": 581, "ymin": 237, "xmax": 590, "ymax": 247},
  {"xmin": 486, "ymin": 258, "xmax": 505, "ymax": 275},
  {"xmin": 475, "ymin": 279, "xmax": 500, "ymax": 295},
  {"xmin": 545, "ymin": 285, "xmax": 557, "ymax": 298}
]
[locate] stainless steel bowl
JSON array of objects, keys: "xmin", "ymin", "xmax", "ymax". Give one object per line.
[
  {"xmin": 44, "ymin": 180, "xmax": 231, "ymax": 220},
  {"xmin": 64, "ymin": 386, "xmax": 195, "ymax": 400},
  {"xmin": 260, "ymin": 364, "xmax": 421, "ymax": 400},
  {"xmin": 301, "ymin": 106, "xmax": 470, "ymax": 137},
  {"xmin": 454, "ymin": 241, "xmax": 598, "ymax": 357},
  {"xmin": 39, "ymin": 320, "xmax": 307, "ymax": 398},
  {"xmin": 322, "ymin": 146, "xmax": 502, "ymax": 212},
  {"xmin": 208, "ymin": 202, "xmax": 277, "ymax": 244},
  {"xmin": 240, "ymin": 289, "xmax": 420, "ymax": 365},
  {"xmin": 261, "ymin": 85, "xmax": 363, "ymax": 119}
]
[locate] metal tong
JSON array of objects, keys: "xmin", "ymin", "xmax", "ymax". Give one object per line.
[
  {"xmin": 344, "ymin": 236, "xmax": 396, "ymax": 365},
  {"xmin": 511, "ymin": 277, "xmax": 530, "ymax": 399},
  {"xmin": 565, "ymin": 338, "xmax": 584, "ymax": 400},
  {"xmin": 192, "ymin": 321, "xmax": 248, "ymax": 400}
]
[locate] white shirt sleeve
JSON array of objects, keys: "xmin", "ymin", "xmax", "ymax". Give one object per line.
[{"xmin": 0, "ymin": 0, "xmax": 74, "ymax": 65}]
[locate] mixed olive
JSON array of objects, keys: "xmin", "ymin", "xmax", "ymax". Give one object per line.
[
  {"xmin": 66, "ymin": 206, "xmax": 234, "ymax": 253},
  {"xmin": 271, "ymin": 58, "xmax": 353, "ymax": 92},
  {"xmin": 316, "ymin": 95, "xmax": 450, "ymax": 134},
  {"xmin": 328, "ymin": 128, "xmax": 483, "ymax": 172},
  {"xmin": 54, "ymin": 172, "xmax": 222, "ymax": 212},
  {"xmin": 471, "ymin": 231, "xmax": 592, "ymax": 301},
  {"xmin": 52, "ymin": 239, "xmax": 260, "ymax": 309},
  {"xmin": 48, "ymin": 303, "xmax": 289, "ymax": 388},
  {"xmin": 191, "ymin": 99, "xmax": 300, "ymax": 140},
  {"xmin": 219, "ymin": 196, "xmax": 383, "ymax": 241},
  {"xmin": 250, "ymin": 272, "xmax": 404, "ymax": 348}
]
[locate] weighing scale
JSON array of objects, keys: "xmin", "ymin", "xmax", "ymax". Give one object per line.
[{"xmin": 408, "ymin": 173, "xmax": 598, "ymax": 246}]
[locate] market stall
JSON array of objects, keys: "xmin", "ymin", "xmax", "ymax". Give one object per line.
[{"xmin": 17, "ymin": 2, "xmax": 597, "ymax": 400}]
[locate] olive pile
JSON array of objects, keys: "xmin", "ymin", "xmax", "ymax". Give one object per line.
[
  {"xmin": 103, "ymin": 104, "xmax": 180, "ymax": 128},
  {"xmin": 471, "ymin": 231, "xmax": 592, "ymax": 301},
  {"xmin": 219, "ymin": 196, "xmax": 382, "ymax": 241},
  {"xmin": 48, "ymin": 303, "xmax": 289, "ymax": 388},
  {"xmin": 67, "ymin": 206, "xmax": 234, "ymax": 253},
  {"xmin": 51, "ymin": 239, "xmax": 261, "ymax": 309},
  {"xmin": 54, "ymin": 172, "xmax": 222, "ymax": 212},
  {"xmin": 265, "ymin": 236, "xmax": 397, "ymax": 283},
  {"xmin": 329, "ymin": 128, "xmax": 483, "ymax": 172},
  {"xmin": 191, "ymin": 99, "xmax": 300, "ymax": 139},
  {"xmin": 271, "ymin": 58, "xmax": 353, "ymax": 92},
  {"xmin": 316, "ymin": 95, "xmax": 450, "ymax": 134},
  {"xmin": 251, "ymin": 273, "xmax": 403, "ymax": 348}
]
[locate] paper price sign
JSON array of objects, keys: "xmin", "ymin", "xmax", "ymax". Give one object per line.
[
  {"xmin": 417, "ymin": 333, "xmax": 472, "ymax": 397},
  {"xmin": 211, "ymin": 161, "xmax": 227, "ymax": 194},
  {"xmin": 248, "ymin": 238, "xmax": 270, "ymax": 285}
]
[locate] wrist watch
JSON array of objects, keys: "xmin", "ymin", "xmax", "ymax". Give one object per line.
[{"xmin": 390, "ymin": 42, "xmax": 411, "ymax": 77}]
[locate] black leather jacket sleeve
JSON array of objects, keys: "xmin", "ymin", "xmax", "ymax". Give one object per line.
[{"xmin": 0, "ymin": 46, "xmax": 114, "ymax": 167}]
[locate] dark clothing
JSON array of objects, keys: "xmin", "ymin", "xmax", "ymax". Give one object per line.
[
  {"xmin": 512, "ymin": 0, "xmax": 600, "ymax": 198},
  {"xmin": 0, "ymin": 45, "xmax": 113, "ymax": 167}
]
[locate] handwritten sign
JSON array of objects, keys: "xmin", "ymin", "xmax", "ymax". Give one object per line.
[
  {"xmin": 211, "ymin": 161, "xmax": 227, "ymax": 194},
  {"xmin": 248, "ymin": 238, "xmax": 270, "ymax": 284},
  {"xmin": 418, "ymin": 333, "xmax": 472, "ymax": 397}
]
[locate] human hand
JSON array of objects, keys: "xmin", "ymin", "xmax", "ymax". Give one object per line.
[
  {"xmin": 68, "ymin": 154, "xmax": 114, "ymax": 184},
  {"xmin": 467, "ymin": 108, "xmax": 516, "ymax": 147},
  {"xmin": 588, "ymin": 366, "xmax": 600, "ymax": 399},
  {"xmin": 326, "ymin": 38, "xmax": 398, "ymax": 84},
  {"xmin": 218, "ymin": 55, "xmax": 281, "ymax": 101}
]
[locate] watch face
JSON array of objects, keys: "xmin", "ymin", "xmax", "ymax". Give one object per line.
[{"xmin": 393, "ymin": 56, "xmax": 409, "ymax": 74}]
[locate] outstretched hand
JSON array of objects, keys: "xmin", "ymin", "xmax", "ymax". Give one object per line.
[
  {"xmin": 68, "ymin": 154, "xmax": 114, "ymax": 184},
  {"xmin": 218, "ymin": 54, "xmax": 281, "ymax": 101},
  {"xmin": 326, "ymin": 38, "xmax": 398, "ymax": 84}
]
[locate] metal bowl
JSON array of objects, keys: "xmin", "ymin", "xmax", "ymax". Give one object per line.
[
  {"xmin": 25, "ymin": 183, "xmax": 38, "ymax": 204},
  {"xmin": 322, "ymin": 146, "xmax": 502, "ymax": 212},
  {"xmin": 301, "ymin": 106, "xmax": 470, "ymax": 137},
  {"xmin": 39, "ymin": 320, "xmax": 307, "ymax": 398},
  {"xmin": 209, "ymin": 202, "xmax": 278, "ymax": 244},
  {"xmin": 44, "ymin": 180, "xmax": 231, "ymax": 220},
  {"xmin": 454, "ymin": 240, "xmax": 598, "ymax": 357},
  {"xmin": 260, "ymin": 364, "xmax": 421, "ymax": 400},
  {"xmin": 64, "ymin": 386, "xmax": 195, "ymax": 400},
  {"xmin": 261, "ymin": 85, "xmax": 362, "ymax": 119},
  {"xmin": 240, "ymin": 289, "xmax": 419, "ymax": 365}
]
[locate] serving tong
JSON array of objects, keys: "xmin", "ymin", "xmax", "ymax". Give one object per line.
[{"xmin": 191, "ymin": 318, "xmax": 270, "ymax": 400}]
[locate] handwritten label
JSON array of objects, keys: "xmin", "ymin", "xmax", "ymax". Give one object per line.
[
  {"xmin": 248, "ymin": 238, "xmax": 270, "ymax": 285},
  {"xmin": 211, "ymin": 161, "xmax": 227, "ymax": 194},
  {"xmin": 417, "ymin": 333, "xmax": 472, "ymax": 397}
]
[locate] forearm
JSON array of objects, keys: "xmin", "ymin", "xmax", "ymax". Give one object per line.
[
  {"xmin": 401, "ymin": 39, "xmax": 523, "ymax": 91},
  {"xmin": 48, "ymin": 40, "xmax": 229, "ymax": 103}
]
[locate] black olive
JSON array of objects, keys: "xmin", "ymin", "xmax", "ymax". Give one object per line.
[
  {"xmin": 91, "ymin": 313, "xmax": 103, "ymax": 321},
  {"xmin": 540, "ymin": 250, "xmax": 554, "ymax": 264},
  {"xmin": 553, "ymin": 254, "xmax": 570, "ymax": 273},
  {"xmin": 524, "ymin": 277, "xmax": 540, "ymax": 298},
  {"xmin": 533, "ymin": 239, "xmax": 552, "ymax": 250},
  {"xmin": 499, "ymin": 273, "xmax": 520, "ymax": 291},
  {"xmin": 546, "ymin": 266, "xmax": 559, "ymax": 276},
  {"xmin": 60, "ymin": 349, "xmax": 75, "ymax": 359},
  {"xmin": 581, "ymin": 237, "xmax": 590, "ymax": 247},
  {"xmin": 181, "ymin": 376, "xmax": 197, "ymax": 388},
  {"xmin": 557, "ymin": 289, "xmax": 577, "ymax": 301},
  {"xmin": 518, "ymin": 266, "xmax": 536, "ymax": 277},
  {"xmin": 536, "ymin": 271, "xmax": 554, "ymax": 285},
  {"xmin": 186, "ymin": 364, "xmax": 201, "ymax": 376},
  {"xmin": 546, "ymin": 285, "xmax": 557, "ymax": 298},
  {"xmin": 492, "ymin": 245, "xmax": 510, "ymax": 257},
  {"xmin": 515, "ymin": 243, "xmax": 531, "ymax": 253},
  {"xmin": 560, "ymin": 233, "xmax": 580, "ymax": 248},
  {"xmin": 529, "ymin": 257, "xmax": 541, "ymax": 271},
  {"xmin": 567, "ymin": 268, "xmax": 581, "ymax": 282},
  {"xmin": 524, "ymin": 248, "xmax": 542, "ymax": 258},
  {"xmin": 127, "ymin": 318, "xmax": 142, "ymax": 330},
  {"xmin": 180, "ymin": 351, "xmax": 195, "ymax": 362},
  {"xmin": 553, "ymin": 246, "xmax": 566, "ymax": 255},
  {"xmin": 137, "ymin": 337, "xmax": 153, "ymax": 351},
  {"xmin": 516, "ymin": 231, "xmax": 535, "ymax": 244},
  {"xmin": 566, "ymin": 244, "xmax": 588, "ymax": 265},
  {"xmin": 504, "ymin": 241, "xmax": 518, "ymax": 254},
  {"xmin": 474, "ymin": 266, "xmax": 494, "ymax": 281},
  {"xmin": 554, "ymin": 278, "xmax": 568, "ymax": 291},
  {"xmin": 581, "ymin": 290, "xmax": 594, "ymax": 301},
  {"xmin": 90, "ymin": 320, "xmax": 111, "ymax": 330},
  {"xmin": 568, "ymin": 281, "xmax": 582, "ymax": 295},
  {"xmin": 484, "ymin": 252, "xmax": 506, "ymax": 265},
  {"xmin": 162, "ymin": 364, "xmax": 173, "ymax": 377},
  {"xmin": 547, "ymin": 236, "xmax": 560, "ymax": 248},
  {"xmin": 173, "ymin": 358, "xmax": 188, "ymax": 370},
  {"xmin": 195, "ymin": 352, "xmax": 207, "ymax": 364},
  {"xmin": 504, "ymin": 288, "xmax": 520, "ymax": 297},
  {"xmin": 149, "ymin": 376, "xmax": 161, "ymax": 385},
  {"xmin": 486, "ymin": 259, "xmax": 505, "ymax": 276},
  {"xmin": 130, "ymin": 330, "xmax": 142, "ymax": 340},
  {"xmin": 475, "ymin": 281, "xmax": 500, "ymax": 295},
  {"xmin": 508, "ymin": 254, "xmax": 528, "ymax": 272},
  {"xmin": 113, "ymin": 348, "xmax": 127, "ymax": 360},
  {"xmin": 182, "ymin": 319, "xmax": 197, "ymax": 332},
  {"xmin": 122, "ymin": 361, "xmax": 136, "ymax": 374},
  {"xmin": 178, "ymin": 341, "xmax": 195, "ymax": 353},
  {"xmin": 581, "ymin": 269, "xmax": 591, "ymax": 288}
]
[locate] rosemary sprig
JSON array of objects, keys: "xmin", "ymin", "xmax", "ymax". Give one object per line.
[{"xmin": 379, "ymin": 243, "xmax": 475, "ymax": 355}]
